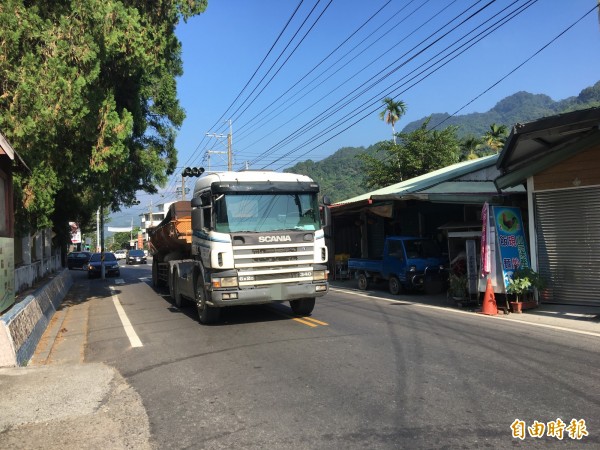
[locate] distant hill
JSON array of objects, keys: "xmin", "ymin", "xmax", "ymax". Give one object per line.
[
  {"xmin": 286, "ymin": 81, "xmax": 600, "ymax": 202},
  {"xmin": 285, "ymin": 146, "xmax": 372, "ymax": 203},
  {"xmin": 402, "ymin": 81, "xmax": 600, "ymax": 137}
]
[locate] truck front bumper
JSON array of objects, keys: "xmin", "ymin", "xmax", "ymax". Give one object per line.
[{"xmin": 207, "ymin": 282, "xmax": 328, "ymax": 307}]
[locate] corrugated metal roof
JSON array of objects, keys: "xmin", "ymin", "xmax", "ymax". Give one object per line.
[
  {"xmin": 496, "ymin": 107, "xmax": 600, "ymax": 189},
  {"xmin": 333, "ymin": 154, "xmax": 508, "ymax": 206}
]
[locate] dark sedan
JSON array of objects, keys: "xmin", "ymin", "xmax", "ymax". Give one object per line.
[
  {"xmin": 87, "ymin": 252, "xmax": 120, "ymax": 278},
  {"xmin": 126, "ymin": 249, "xmax": 147, "ymax": 265},
  {"xmin": 67, "ymin": 251, "xmax": 92, "ymax": 270}
]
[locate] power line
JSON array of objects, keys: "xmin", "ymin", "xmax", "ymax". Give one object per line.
[
  {"xmin": 273, "ymin": 0, "xmax": 595, "ymax": 170},
  {"xmin": 248, "ymin": 0, "xmax": 499, "ymax": 167}
]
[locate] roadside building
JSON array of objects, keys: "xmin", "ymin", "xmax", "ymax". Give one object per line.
[
  {"xmin": 328, "ymin": 154, "xmax": 526, "ymax": 287},
  {"xmin": 0, "ymin": 132, "xmax": 30, "ymax": 311},
  {"xmin": 495, "ymin": 107, "xmax": 600, "ymax": 307}
]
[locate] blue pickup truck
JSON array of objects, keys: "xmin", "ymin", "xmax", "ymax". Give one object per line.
[{"xmin": 347, "ymin": 236, "xmax": 448, "ymax": 294}]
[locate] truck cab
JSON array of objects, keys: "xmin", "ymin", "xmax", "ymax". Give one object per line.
[{"xmin": 164, "ymin": 170, "xmax": 329, "ymax": 323}]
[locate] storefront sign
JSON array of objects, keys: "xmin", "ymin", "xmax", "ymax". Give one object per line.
[{"xmin": 492, "ymin": 206, "xmax": 530, "ymax": 289}]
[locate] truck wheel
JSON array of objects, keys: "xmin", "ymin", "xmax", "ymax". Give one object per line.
[
  {"xmin": 389, "ymin": 276, "xmax": 402, "ymax": 295},
  {"xmin": 290, "ymin": 298, "xmax": 315, "ymax": 315},
  {"xmin": 195, "ymin": 275, "xmax": 220, "ymax": 324},
  {"xmin": 357, "ymin": 273, "xmax": 368, "ymax": 290},
  {"xmin": 171, "ymin": 269, "xmax": 183, "ymax": 308},
  {"xmin": 152, "ymin": 259, "xmax": 165, "ymax": 288}
]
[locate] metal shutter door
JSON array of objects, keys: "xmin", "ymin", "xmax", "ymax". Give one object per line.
[{"xmin": 534, "ymin": 187, "xmax": 600, "ymax": 306}]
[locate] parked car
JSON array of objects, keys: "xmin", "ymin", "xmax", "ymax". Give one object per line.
[
  {"xmin": 87, "ymin": 252, "xmax": 120, "ymax": 278},
  {"xmin": 114, "ymin": 249, "xmax": 127, "ymax": 260},
  {"xmin": 126, "ymin": 249, "xmax": 147, "ymax": 265},
  {"xmin": 67, "ymin": 251, "xmax": 92, "ymax": 270}
]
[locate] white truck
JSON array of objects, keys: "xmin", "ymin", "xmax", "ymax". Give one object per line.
[{"xmin": 149, "ymin": 170, "xmax": 330, "ymax": 324}]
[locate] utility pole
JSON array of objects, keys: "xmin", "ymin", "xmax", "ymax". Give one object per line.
[
  {"xmin": 206, "ymin": 119, "xmax": 233, "ymax": 171},
  {"xmin": 96, "ymin": 208, "xmax": 100, "ymax": 252},
  {"xmin": 227, "ymin": 119, "xmax": 233, "ymax": 171}
]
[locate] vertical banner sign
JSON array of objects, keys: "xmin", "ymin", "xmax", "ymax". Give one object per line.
[
  {"xmin": 480, "ymin": 202, "xmax": 491, "ymax": 277},
  {"xmin": 492, "ymin": 206, "xmax": 530, "ymax": 289},
  {"xmin": 465, "ymin": 240, "xmax": 478, "ymax": 294},
  {"xmin": 137, "ymin": 231, "xmax": 143, "ymax": 250},
  {"xmin": 0, "ymin": 237, "xmax": 15, "ymax": 312}
]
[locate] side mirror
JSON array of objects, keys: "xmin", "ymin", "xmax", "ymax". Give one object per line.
[
  {"xmin": 191, "ymin": 197, "xmax": 202, "ymax": 208},
  {"xmin": 322, "ymin": 195, "xmax": 331, "ymax": 206},
  {"xmin": 320, "ymin": 205, "xmax": 331, "ymax": 228}
]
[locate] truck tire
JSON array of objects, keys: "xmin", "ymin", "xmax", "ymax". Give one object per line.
[
  {"xmin": 290, "ymin": 298, "xmax": 315, "ymax": 315},
  {"xmin": 171, "ymin": 269, "xmax": 183, "ymax": 307},
  {"xmin": 195, "ymin": 275, "xmax": 220, "ymax": 324},
  {"xmin": 357, "ymin": 273, "xmax": 368, "ymax": 290},
  {"xmin": 389, "ymin": 276, "xmax": 402, "ymax": 295}
]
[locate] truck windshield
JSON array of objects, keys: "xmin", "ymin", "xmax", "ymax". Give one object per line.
[
  {"xmin": 404, "ymin": 239, "xmax": 442, "ymax": 259},
  {"xmin": 214, "ymin": 192, "xmax": 321, "ymax": 233}
]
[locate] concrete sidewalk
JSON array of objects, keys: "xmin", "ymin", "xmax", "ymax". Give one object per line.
[{"xmin": 0, "ymin": 275, "xmax": 152, "ymax": 450}]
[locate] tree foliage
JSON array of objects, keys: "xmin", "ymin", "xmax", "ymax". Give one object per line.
[
  {"xmin": 0, "ymin": 0, "xmax": 207, "ymax": 245},
  {"xmin": 358, "ymin": 119, "xmax": 460, "ymax": 189},
  {"xmin": 482, "ymin": 123, "xmax": 508, "ymax": 153},
  {"xmin": 285, "ymin": 146, "xmax": 370, "ymax": 203},
  {"xmin": 379, "ymin": 97, "xmax": 406, "ymax": 144}
]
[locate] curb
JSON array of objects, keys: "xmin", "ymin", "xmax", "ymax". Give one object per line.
[{"xmin": 0, "ymin": 269, "xmax": 73, "ymax": 367}]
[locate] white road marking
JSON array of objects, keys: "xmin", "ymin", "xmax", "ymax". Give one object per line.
[
  {"xmin": 114, "ymin": 278, "xmax": 125, "ymax": 285},
  {"xmin": 109, "ymin": 286, "xmax": 143, "ymax": 348},
  {"xmin": 330, "ymin": 287, "xmax": 600, "ymax": 338}
]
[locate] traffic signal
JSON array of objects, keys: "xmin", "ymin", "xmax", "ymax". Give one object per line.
[{"xmin": 182, "ymin": 167, "xmax": 204, "ymax": 177}]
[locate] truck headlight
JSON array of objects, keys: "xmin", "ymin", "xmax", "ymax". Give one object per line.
[
  {"xmin": 212, "ymin": 276, "xmax": 238, "ymax": 288},
  {"xmin": 313, "ymin": 270, "xmax": 328, "ymax": 281}
]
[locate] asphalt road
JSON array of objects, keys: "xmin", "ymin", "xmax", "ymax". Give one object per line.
[{"xmin": 65, "ymin": 260, "xmax": 600, "ymax": 449}]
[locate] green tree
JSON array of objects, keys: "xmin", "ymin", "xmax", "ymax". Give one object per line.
[
  {"xmin": 460, "ymin": 135, "xmax": 483, "ymax": 161},
  {"xmin": 379, "ymin": 97, "xmax": 407, "ymax": 144},
  {"xmin": 482, "ymin": 123, "xmax": 508, "ymax": 153},
  {"xmin": 111, "ymin": 227, "xmax": 141, "ymax": 251},
  {"xmin": 0, "ymin": 0, "xmax": 207, "ymax": 248},
  {"xmin": 358, "ymin": 119, "xmax": 460, "ymax": 189}
]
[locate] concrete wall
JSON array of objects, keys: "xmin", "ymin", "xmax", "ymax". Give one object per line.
[
  {"xmin": 14, "ymin": 255, "xmax": 62, "ymax": 294},
  {"xmin": 0, "ymin": 269, "xmax": 72, "ymax": 367}
]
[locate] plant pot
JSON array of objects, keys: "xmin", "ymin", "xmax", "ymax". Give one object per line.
[
  {"xmin": 521, "ymin": 300, "xmax": 538, "ymax": 310},
  {"xmin": 510, "ymin": 301, "xmax": 523, "ymax": 314}
]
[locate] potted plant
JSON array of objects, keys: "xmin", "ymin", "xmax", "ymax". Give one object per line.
[
  {"xmin": 448, "ymin": 272, "xmax": 468, "ymax": 302},
  {"xmin": 506, "ymin": 267, "xmax": 545, "ymax": 313}
]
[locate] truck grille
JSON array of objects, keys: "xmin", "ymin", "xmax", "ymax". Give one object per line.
[{"xmin": 233, "ymin": 242, "xmax": 315, "ymax": 286}]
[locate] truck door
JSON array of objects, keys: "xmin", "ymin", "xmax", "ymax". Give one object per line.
[{"xmin": 384, "ymin": 239, "xmax": 406, "ymax": 282}]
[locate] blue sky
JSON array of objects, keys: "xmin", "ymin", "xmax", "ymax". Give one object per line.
[{"xmin": 111, "ymin": 0, "xmax": 600, "ymax": 226}]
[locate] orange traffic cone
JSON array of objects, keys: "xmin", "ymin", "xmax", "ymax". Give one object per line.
[{"xmin": 480, "ymin": 278, "xmax": 498, "ymax": 315}]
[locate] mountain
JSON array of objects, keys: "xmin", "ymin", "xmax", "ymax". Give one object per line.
[
  {"xmin": 284, "ymin": 146, "xmax": 372, "ymax": 203},
  {"xmin": 402, "ymin": 81, "xmax": 600, "ymax": 138},
  {"xmin": 285, "ymin": 81, "xmax": 600, "ymax": 202}
]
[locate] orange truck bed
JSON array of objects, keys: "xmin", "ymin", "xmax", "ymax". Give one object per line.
[{"xmin": 148, "ymin": 201, "xmax": 192, "ymax": 257}]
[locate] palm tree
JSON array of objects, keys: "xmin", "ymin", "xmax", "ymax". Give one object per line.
[
  {"xmin": 379, "ymin": 97, "xmax": 406, "ymax": 144},
  {"xmin": 483, "ymin": 123, "xmax": 508, "ymax": 153},
  {"xmin": 461, "ymin": 135, "xmax": 482, "ymax": 160}
]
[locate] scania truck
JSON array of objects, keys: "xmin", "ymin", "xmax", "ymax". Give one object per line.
[{"xmin": 148, "ymin": 170, "xmax": 330, "ymax": 324}]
